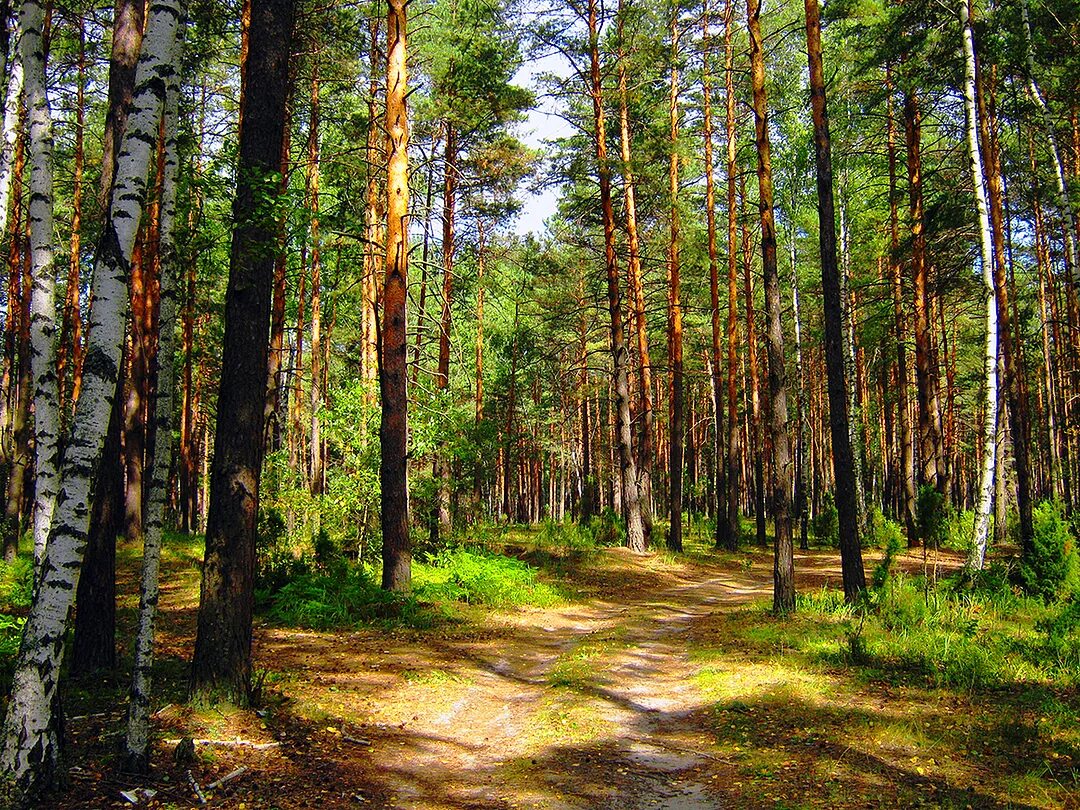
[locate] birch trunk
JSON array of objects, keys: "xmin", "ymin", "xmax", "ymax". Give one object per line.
[
  {"xmin": 0, "ymin": 0, "xmax": 181, "ymax": 797},
  {"xmin": 961, "ymin": 0, "xmax": 999, "ymax": 570},
  {"xmin": 21, "ymin": 0, "xmax": 60, "ymax": 571},
  {"xmin": 123, "ymin": 71, "xmax": 179, "ymax": 773},
  {"xmin": 0, "ymin": 24, "xmax": 22, "ymax": 248}
]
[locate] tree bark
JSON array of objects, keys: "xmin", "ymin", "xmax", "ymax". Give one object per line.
[
  {"xmin": 804, "ymin": 0, "xmax": 865, "ymax": 600},
  {"xmin": 666, "ymin": 7, "xmax": 683, "ymax": 554},
  {"xmin": 123, "ymin": 71, "xmax": 179, "ymax": 772},
  {"xmin": 0, "ymin": 0, "xmax": 181, "ymax": 796},
  {"xmin": 746, "ymin": 0, "xmax": 794, "ymax": 612},
  {"xmin": 380, "ymin": 0, "xmax": 411, "ymax": 591},
  {"xmin": 960, "ymin": 0, "xmax": 999, "ymax": 570},
  {"xmin": 190, "ymin": 0, "xmax": 295, "ymax": 703},
  {"xmin": 588, "ymin": 0, "xmax": 645, "ymax": 552},
  {"xmin": 723, "ymin": 0, "xmax": 740, "ymax": 550}
]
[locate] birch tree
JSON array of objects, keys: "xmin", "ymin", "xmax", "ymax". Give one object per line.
[
  {"xmin": 123, "ymin": 69, "xmax": 181, "ymax": 773},
  {"xmin": 960, "ymin": 0, "xmax": 998, "ymax": 569},
  {"xmin": 0, "ymin": 25, "xmax": 23, "ymax": 241},
  {"xmin": 0, "ymin": 0, "xmax": 183, "ymax": 798},
  {"xmin": 20, "ymin": 0, "xmax": 60, "ymax": 570}
]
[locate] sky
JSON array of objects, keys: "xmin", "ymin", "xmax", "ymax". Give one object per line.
[{"xmin": 512, "ymin": 50, "xmax": 575, "ymax": 236}]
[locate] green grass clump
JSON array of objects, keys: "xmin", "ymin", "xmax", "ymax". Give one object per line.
[
  {"xmin": 415, "ymin": 547, "xmax": 566, "ymax": 608},
  {"xmin": 0, "ymin": 556, "xmax": 32, "ymax": 612},
  {"xmin": 261, "ymin": 564, "xmax": 438, "ymax": 629},
  {"xmin": 260, "ymin": 547, "xmax": 564, "ymax": 629}
]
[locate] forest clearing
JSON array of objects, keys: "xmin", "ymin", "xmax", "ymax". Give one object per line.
[
  {"xmin": 0, "ymin": 0, "xmax": 1078, "ymax": 804},
  {"xmin": 16, "ymin": 531, "xmax": 1080, "ymax": 809}
]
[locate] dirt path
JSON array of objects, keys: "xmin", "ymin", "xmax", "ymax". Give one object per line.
[{"xmin": 254, "ymin": 551, "xmax": 775, "ymax": 809}]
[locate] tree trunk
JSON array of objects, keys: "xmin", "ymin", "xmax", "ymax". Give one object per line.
[
  {"xmin": 904, "ymin": 89, "xmax": 945, "ymax": 496},
  {"xmin": 190, "ymin": 0, "xmax": 295, "ymax": 703},
  {"xmin": 123, "ymin": 72, "xmax": 179, "ymax": 772},
  {"xmin": 588, "ymin": 0, "xmax": 645, "ymax": 552},
  {"xmin": 308, "ymin": 59, "xmax": 324, "ymax": 497},
  {"xmin": 0, "ymin": 1, "xmax": 181, "ymax": 796},
  {"xmin": 886, "ymin": 66, "xmax": 918, "ymax": 544},
  {"xmin": 616, "ymin": 0, "xmax": 653, "ymax": 537},
  {"xmin": 746, "ymin": 0, "xmax": 794, "ymax": 612},
  {"xmin": 666, "ymin": 8, "xmax": 683, "ymax": 554},
  {"xmin": 433, "ymin": 126, "xmax": 455, "ymax": 543},
  {"xmin": 805, "ymin": 0, "xmax": 865, "ymax": 600},
  {"xmin": 380, "ymin": 0, "xmax": 411, "ymax": 591},
  {"xmin": 723, "ymin": 0, "xmax": 740, "ymax": 550},
  {"xmin": 960, "ymin": 0, "xmax": 999, "ymax": 569}
]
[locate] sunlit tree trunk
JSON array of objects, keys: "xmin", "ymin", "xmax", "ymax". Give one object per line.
[
  {"xmin": 308, "ymin": 58, "xmax": 324, "ymax": 497},
  {"xmin": 746, "ymin": 0, "xmax": 794, "ymax": 611},
  {"xmin": 617, "ymin": 0, "xmax": 653, "ymax": 536},
  {"xmin": 380, "ymin": 0, "xmax": 411, "ymax": 590},
  {"xmin": 666, "ymin": 5, "xmax": 683, "ymax": 553},
  {"xmin": 123, "ymin": 71, "xmax": 179, "ymax": 772},
  {"xmin": 723, "ymin": 0, "xmax": 740, "ymax": 550},
  {"xmin": 960, "ymin": 0, "xmax": 999, "ymax": 570},
  {"xmin": 588, "ymin": 0, "xmax": 645, "ymax": 552},
  {"xmin": 191, "ymin": 0, "xmax": 296, "ymax": 701},
  {"xmin": 885, "ymin": 66, "xmax": 917, "ymax": 544},
  {"xmin": 805, "ymin": 0, "xmax": 865, "ymax": 600}
]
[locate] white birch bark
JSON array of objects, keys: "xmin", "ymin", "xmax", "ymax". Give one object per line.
[
  {"xmin": 961, "ymin": 0, "xmax": 999, "ymax": 570},
  {"xmin": 0, "ymin": 27, "xmax": 23, "ymax": 241},
  {"xmin": 20, "ymin": 0, "xmax": 61, "ymax": 570},
  {"xmin": 123, "ymin": 68, "xmax": 180, "ymax": 773},
  {"xmin": 0, "ymin": 1, "xmax": 183, "ymax": 797},
  {"xmin": 1020, "ymin": 0, "xmax": 1079, "ymax": 279}
]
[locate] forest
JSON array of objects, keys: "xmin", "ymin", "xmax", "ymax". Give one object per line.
[{"xmin": 0, "ymin": 0, "xmax": 1077, "ymax": 804}]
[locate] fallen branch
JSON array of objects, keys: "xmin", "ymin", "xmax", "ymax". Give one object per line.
[
  {"xmin": 342, "ymin": 735, "xmax": 372, "ymax": 746},
  {"xmin": 205, "ymin": 766, "xmax": 249, "ymax": 791},
  {"xmin": 165, "ymin": 737, "xmax": 281, "ymax": 750},
  {"xmin": 187, "ymin": 770, "xmax": 207, "ymax": 805}
]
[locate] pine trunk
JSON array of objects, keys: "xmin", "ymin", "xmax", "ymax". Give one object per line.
[
  {"xmin": 190, "ymin": 0, "xmax": 295, "ymax": 702},
  {"xmin": 746, "ymin": 0, "xmax": 794, "ymax": 612}
]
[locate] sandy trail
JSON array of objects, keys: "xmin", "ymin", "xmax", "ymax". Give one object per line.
[{"xmin": 258, "ymin": 554, "xmax": 774, "ymax": 809}]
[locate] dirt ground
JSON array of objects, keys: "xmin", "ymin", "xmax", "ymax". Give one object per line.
[{"xmin": 52, "ymin": 543, "xmax": 1076, "ymax": 810}]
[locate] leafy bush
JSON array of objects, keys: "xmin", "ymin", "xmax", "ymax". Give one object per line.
[
  {"xmin": 812, "ymin": 492, "xmax": 838, "ymax": 546},
  {"xmin": 590, "ymin": 508, "xmax": 625, "ymax": 547},
  {"xmin": 1016, "ymin": 500, "xmax": 1079, "ymax": 602},
  {"xmin": 417, "ymin": 548, "xmax": 565, "ymax": 607},
  {"xmin": 917, "ymin": 485, "xmax": 948, "ymax": 548},
  {"xmin": 866, "ymin": 507, "xmax": 905, "ymax": 551},
  {"xmin": 262, "ymin": 565, "xmax": 432, "ymax": 628},
  {"xmin": 0, "ymin": 557, "xmax": 32, "ymax": 612}
]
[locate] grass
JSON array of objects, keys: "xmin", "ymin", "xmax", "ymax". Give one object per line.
[
  {"xmin": 688, "ymin": 568, "xmax": 1080, "ymax": 808},
  {"xmin": 259, "ymin": 545, "xmax": 570, "ymax": 630}
]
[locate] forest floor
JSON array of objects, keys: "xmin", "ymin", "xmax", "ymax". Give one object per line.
[{"xmin": 54, "ymin": 532, "xmax": 1078, "ymax": 810}]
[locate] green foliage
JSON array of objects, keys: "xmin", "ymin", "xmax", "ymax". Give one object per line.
[
  {"xmin": 261, "ymin": 563, "xmax": 434, "ymax": 629},
  {"xmin": 870, "ymin": 522, "xmax": 904, "ymax": 591},
  {"xmin": 417, "ymin": 547, "xmax": 565, "ymax": 607},
  {"xmin": 589, "ymin": 508, "xmax": 626, "ymax": 547},
  {"xmin": 812, "ymin": 492, "xmax": 838, "ymax": 546},
  {"xmin": 260, "ymin": 547, "xmax": 565, "ymax": 629},
  {"xmin": 1016, "ymin": 500, "xmax": 1080, "ymax": 603},
  {"xmin": 865, "ymin": 507, "xmax": 905, "ymax": 551},
  {"xmin": 0, "ymin": 557, "xmax": 33, "ymax": 611},
  {"xmin": 916, "ymin": 485, "xmax": 948, "ymax": 548},
  {"xmin": 536, "ymin": 519, "xmax": 596, "ymax": 553}
]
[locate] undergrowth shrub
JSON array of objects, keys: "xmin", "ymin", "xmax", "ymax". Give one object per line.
[
  {"xmin": 419, "ymin": 547, "xmax": 565, "ymax": 607},
  {"xmin": 0, "ymin": 557, "xmax": 32, "ymax": 611},
  {"xmin": 866, "ymin": 507, "xmax": 905, "ymax": 551},
  {"xmin": 260, "ymin": 547, "xmax": 564, "ymax": 628},
  {"xmin": 590, "ymin": 508, "xmax": 626, "ymax": 547},
  {"xmin": 812, "ymin": 492, "xmax": 838, "ymax": 546},
  {"xmin": 1016, "ymin": 500, "xmax": 1079, "ymax": 602},
  {"xmin": 917, "ymin": 485, "xmax": 948, "ymax": 548}
]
